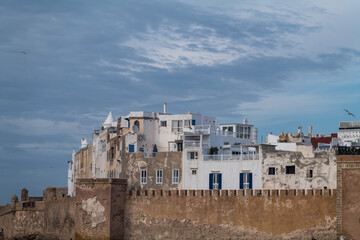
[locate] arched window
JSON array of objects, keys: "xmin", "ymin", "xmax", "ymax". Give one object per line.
[{"xmin": 134, "ymin": 120, "xmax": 140, "ymax": 129}]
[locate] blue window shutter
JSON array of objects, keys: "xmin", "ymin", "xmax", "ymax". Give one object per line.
[
  {"xmin": 218, "ymin": 173, "xmax": 222, "ymax": 190},
  {"xmin": 240, "ymin": 173, "xmax": 244, "ymax": 189},
  {"xmin": 129, "ymin": 144, "xmax": 134, "ymax": 152},
  {"xmin": 192, "ymin": 120, "xmax": 196, "ymax": 125},
  {"xmin": 249, "ymin": 173, "xmax": 253, "ymax": 189},
  {"xmin": 209, "ymin": 173, "xmax": 213, "ymax": 190}
]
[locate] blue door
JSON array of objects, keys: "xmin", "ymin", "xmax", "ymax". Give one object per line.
[
  {"xmin": 240, "ymin": 172, "xmax": 252, "ymax": 189},
  {"xmin": 209, "ymin": 173, "xmax": 222, "ymax": 190},
  {"xmin": 129, "ymin": 144, "xmax": 134, "ymax": 152},
  {"xmin": 192, "ymin": 119, "xmax": 196, "ymax": 126}
]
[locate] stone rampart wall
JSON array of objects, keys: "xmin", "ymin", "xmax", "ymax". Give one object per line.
[
  {"xmin": 0, "ymin": 202, "xmax": 45, "ymax": 239},
  {"xmin": 125, "ymin": 189, "xmax": 337, "ymax": 240},
  {"xmin": 44, "ymin": 198, "xmax": 75, "ymax": 240}
]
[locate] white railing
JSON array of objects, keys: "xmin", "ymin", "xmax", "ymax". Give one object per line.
[
  {"xmin": 193, "ymin": 125, "xmax": 211, "ymax": 135},
  {"xmin": 203, "ymin": 154, "xmax": 259, "ymax": 161},
  {"xmin": 184, "ymin": 141, "xmax": 200, "ymax": 148},
  {"xmin": 192, "ymin": 125, "xmax": 238, "ymax": 138}
]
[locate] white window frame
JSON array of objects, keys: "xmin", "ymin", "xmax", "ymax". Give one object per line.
[
  {"xmin": 172, "ymin": 169, "xmax": 179, "ymax": 184},
  {"xmin": 187, "ymin": 151, "xmax": 198, "ymax": 160},
  {"xmin": 160, "ymin": 121, "xmax": 167, "ymax": 127},
  {"xmin": 243, "ymin": 172, "xmax": 250, "ymax": 189},
  {"xmin": 156, "ymin": 169, "xmax": 163, "ymax": 184},
  {"xmin": 140, "ymin": 169, "xmax": 147, "ymax": 184},
  {"xmin": 102, "ymin": 141, "xmax": 106, "ymax": 152},
  {"xmin": 213, "ymin": 173, "xmax": 220, "ymax": 190},
  {"xmin": 172, "ymin": 120, "xmax": 183, "ymax": 132},
  {"xmin": 184, "ymin": 120, "xmax": 191, "ymax": 127}
]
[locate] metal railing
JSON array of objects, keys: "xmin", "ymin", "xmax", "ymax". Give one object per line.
[
  {"xmin": 203, "ymin": 154, "xmax": 259, "ymax": 161},
  {"xmin": 337, "ymin": 146, "xmax": 360, "ymax": 155},
  {"xmin": 184, "ymin": 141, "xmax": 200, "ymax": 148},
  {"xmin": 192, "ymin": 125, "xmax": 238, "ymax": 138}
]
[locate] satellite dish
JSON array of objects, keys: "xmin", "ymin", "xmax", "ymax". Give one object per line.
[{"xmin": 132, "ymin": 125, "xmax": 139, "ymax": 133}]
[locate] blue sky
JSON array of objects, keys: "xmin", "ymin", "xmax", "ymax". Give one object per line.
[{"xmin": 0, "ymin": 0, "xmax": 359, "ymax": 204}]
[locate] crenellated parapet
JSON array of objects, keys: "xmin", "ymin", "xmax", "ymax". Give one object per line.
[{"xmin": 127, "ymin": 188, "xmax": 335, "ymax": 198}]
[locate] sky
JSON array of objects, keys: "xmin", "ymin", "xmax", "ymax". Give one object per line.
[{"xmin": 0, "ymin": 0, "xmax": 359, "ymax": 204}]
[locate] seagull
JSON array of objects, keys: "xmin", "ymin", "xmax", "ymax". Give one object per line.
[{"xmin": 344, "ymin": 109, "xmax": 355, "ymax": 117}]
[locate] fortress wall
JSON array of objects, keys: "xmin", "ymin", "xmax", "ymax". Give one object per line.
[{"xmin": 125, "ymin": 189, "xmax": 336, "ymax": 240}]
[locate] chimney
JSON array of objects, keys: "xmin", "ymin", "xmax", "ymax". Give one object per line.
[
  {"xmin": 308, "ymin": 125, "xmax": 312, "ymax": 135},
  {"xmin": 163, "ymin": 101, "xmax": 167, "ymax": 114},
  {"xmin": 297, "ymin": 125, "xmax": 302, "ymax": 134}
]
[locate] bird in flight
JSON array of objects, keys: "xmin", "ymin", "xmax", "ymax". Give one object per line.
[
  {"xmin": 21, "ymin": 51, "xmax": 26, "ymax": 54},
  {"xmin": 344, "ymin": 109, "xmax": 355, "ymax": 117}
]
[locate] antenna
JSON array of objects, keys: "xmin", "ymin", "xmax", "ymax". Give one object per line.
[{"xmin": 132, "ymin": 125, "xmax": 139, "ymax": 133}]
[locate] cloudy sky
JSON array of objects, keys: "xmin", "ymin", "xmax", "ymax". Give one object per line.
[{"xmin": 0, "ymin": 0, "xmax": 359, "ymax": 203}]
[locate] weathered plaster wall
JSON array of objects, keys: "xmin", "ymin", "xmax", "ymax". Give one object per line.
[
  {"xmin": 122, "ymin": 152, "xmax": 182, "ymax": 190},
  {"xmin": 75, "ymin": 144, "xmax": 93, "ymax": 179},
  {"xmin": 263, "ymin": 150, "xmax": 336, "ymax": 189},
  {"xmin": 75, "ymin": 178, "xmax": 127, "ymax": 240},
  {"xmin": 44, "ymin": 198, "xmax": 75, "ymax": 240},
  {"xmin": 125, "ymin": 189, "xmax": 336, "ymax": 239}
]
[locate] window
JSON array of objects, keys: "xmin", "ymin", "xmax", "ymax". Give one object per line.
[
  {"xmin": 177, "ymin": 142, "xmax": 183, "ymax": 152},
  {"xmin": 187, "ymin": 151, "xmax": 198, "ymax": 160},
  {"xmin": 172, "ymin": 169, "xmax": 179, "ymax": 184},
  {"xmin": 240, "ymin": 172, "xmax": 252, "ymax": 189},
  {"xmin": 286, "ymin": 166, "xmax": 295, "ymax": 174},
  {"xmin": 184, "ymin": 120, "xmax": 191, "ymax": 127},
  {"xmin": 222, "ymin": 127, "xmax": 228, "ymax": 131},
  {"xmin": 192, "ymin": 169, "xmax": 197, "ymax": 175},
  {"xmin": 192, "ymin": 120, "xmax": 196, "ymax": 126},
  {"xmin": 228, "ymin": 127, "xmax": 234, "ymax": 132},
  {"xmin": 209, "ymin": 173, "xmax": 222, "ymax": 190},
  {"xmin": 172, "ymin": 120, "xmax": 183, "ymax": 132},
  {"xmin": 160, "ymin": 121, "xmax": 167, "ymax": 127},
  {"xmin": 110, "ymin": 147, "xmax": 115, "ymax": 159},
  {"xmin": 134, "ymin": 120, "xmax": 140, "ymax": 129},
  {"xmin": 307, "ymin": 169, "xmax": 313, "ymax": 178},
  {"xmin": 102, "ymin": 141, "xmax": 106, "ymax": 152},
  {"xmin": 140, "ymin": 169, "xmax": 147, "ymax": 184},
  {"xmin": 156, "ymin": 169, "xmax": 163, "ymax": 184},
  {"xmin": 268, "ymin": 167, "xmax": 275, "ymax": 175}
]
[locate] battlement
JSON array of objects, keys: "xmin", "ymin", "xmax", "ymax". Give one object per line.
[{"xmin": 127, "ymin": 188, "xmax": 335, "ymax": 198}]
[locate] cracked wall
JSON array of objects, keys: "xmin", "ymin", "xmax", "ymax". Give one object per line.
[{"xmin": 262, "ymin": 150, "xmax": 336, "ymax": 189}]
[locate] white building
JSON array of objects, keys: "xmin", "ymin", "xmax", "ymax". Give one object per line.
[
  {"xmin": 182, "ymin": 119, "xmax": 260, "ymax": 190},
  {"xmin": 338, "ymin": 121, "xmax": 360, "ymax": 146},
  {"xmin": 69, "ymin": 103, "xmax": 260, "ymax": 191},
  {"xmin": 67, "ymin": 149, "xmax": 76, "ymax": 197},
  {"xmin": 266, "ymin": 125, "xmax": 312, "ymax": 152}
]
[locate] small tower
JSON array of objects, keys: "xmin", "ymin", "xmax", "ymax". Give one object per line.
[
  {"xmin": 102, "ymin": 111, "xmax": 117, "ymax": 129},
  {"xmin": 297, "ymin": 125, "xmax": 302, "ymax": 134},
  {"xmin": 21, "ymin": 188, "xmax": 29, "ymax": 202},
  {"xmin": 80, "ymin": 138, "xmax": 88, "ymax": 149},
  {"xmin": 11, "ymin": 195, "xmax": 18, "ymax": 208}
]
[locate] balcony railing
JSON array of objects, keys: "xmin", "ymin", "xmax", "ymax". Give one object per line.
[
  {"xmin": 203, "ymin": 154, "xmax": 259, "ymax": 161},
  {"xmin": 184, "ymin": 141, "xmax": 200, "ymax": 148},
  {"xmin": 192, "ymin": 125, "xmax": 238, "ymax": 138}
]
